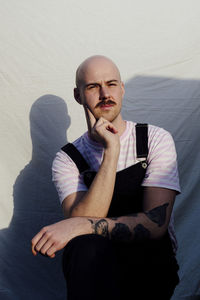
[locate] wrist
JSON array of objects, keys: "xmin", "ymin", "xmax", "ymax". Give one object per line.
[
  {"xmin": 71, "ymin": 216, "xmax": 94, "ymax": 236},
  {"xmin": 104, "ymin": 145, "xmax": 120, "ymax": 160}
]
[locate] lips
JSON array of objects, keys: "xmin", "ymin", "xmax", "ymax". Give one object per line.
[
  {"xmin": 100, "ymin": 104, "xmax": 113, "ymax": 108},
  {"xmin": 99, "ymin": 103, "xmax": 114, "ymax": 110}
]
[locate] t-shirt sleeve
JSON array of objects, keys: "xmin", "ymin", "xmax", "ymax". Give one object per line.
[
  {"xmin": 142, "ymin": 126, "xmax": 181, "ymax": 193},
  {"xmin": 52, "ymin": 150, "xmax": 88, "ymax": 204}
]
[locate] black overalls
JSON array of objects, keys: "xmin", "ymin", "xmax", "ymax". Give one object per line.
[{"xmin": 62, "ymin": 124, "xmax": 179, "ymax": 300}]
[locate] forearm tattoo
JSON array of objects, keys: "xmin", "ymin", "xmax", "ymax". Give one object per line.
[
  {"xmin": 144, "ymin": 203, "xmax": 169, "ymax": 227},
  {"xmin": 88, "ymin": 202, "xmax": 169, "ymax": 242},
  {"xmin": 110, "ymin": 223, "xmax": 132, "ymax": 242},
  {"xmin": 89, "ymin": 219, "xmax": 109, "ymax": 238}
]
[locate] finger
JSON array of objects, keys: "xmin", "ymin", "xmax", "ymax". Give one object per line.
[
  {"xmin": 84, "ymin": 106, "xmax": 96, "ymax": 131},
  {"xmin": 106, "ymin": 124, "xmax": 118, "ymax": 134},
  {"xmin": 49, "ymin": 253, "xmax": 55, "ymax": 258},
  {"xmin": 46, "ymin": 244, "xmax": 58, "ymax": 258},
  {"xmin": 94, "ymin": 117, "xmax": 110, "ymax": 130},
  {"xmin": 95, "ymin": 119, "xmax": 118, "ymax": 134},
  {"xmin": 34, "ymin": 235, "xmax": 51, "ymax": 254},
  {"xmin": 39, "ymin": 239, "xmax": 55, "ymax": 256},
  {"xmin": 31, "ymin": 228, "xmax": 47, "ymax": 256},
  {"xmin": 32, "ymin": 243, "xmax": 37, "ymax": 256}
]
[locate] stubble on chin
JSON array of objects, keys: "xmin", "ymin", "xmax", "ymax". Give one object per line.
[{"xmin": 93, "ymin": 105, "xmax": 121, "ymax": 123}]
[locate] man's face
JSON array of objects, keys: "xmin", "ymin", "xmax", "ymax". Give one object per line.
[{"xmin": 76, "ymin": 58, "xmax": 125, "ymax": 122}]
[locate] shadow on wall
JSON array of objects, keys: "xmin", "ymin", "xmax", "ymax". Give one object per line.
[
  {"xmin": 0, "ymin": 95, "xmax": 70, "ymax": 300},
  {"xmin": 0, "ymin": 76, "xmax": 200, "ymax": 299}
]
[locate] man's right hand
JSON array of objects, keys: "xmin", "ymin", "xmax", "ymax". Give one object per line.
[
  {"xmin": 84, "ymin": 106, "xmax": 120, "ymax": 152},
  {"xmin": 62, "ymin": 106, "xmax": 120, "ymax": 218}
]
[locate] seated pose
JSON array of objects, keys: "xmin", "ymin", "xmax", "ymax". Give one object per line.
[{"xmin": 32, "ymin": 55, "xmax": 181, "ymax": 299}]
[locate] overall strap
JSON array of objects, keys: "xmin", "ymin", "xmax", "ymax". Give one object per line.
[
  {"xmin": 61, "ymin": 143, "xmax": 89, "ymax": 173},
  {"xmin": 135, "ymin": 123, "xmax": 148, "ymax": 159}
]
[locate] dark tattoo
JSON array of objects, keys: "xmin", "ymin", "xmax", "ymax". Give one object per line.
[
  {"xmin": 110, "ymin": 223, "xmax": 132, "ymax": 242},
  {"xmin": 88, "ymin": 203, "xmax": 167, "ymax": 243},
  {"xmin": 88, "ymin": 219, "xmax": 109, "ymax": 238},
  {"xmin": 133, "ymin": 224, "xmax": 151, "ymax": 241},
  {"xmin": 144, "ymin": 203, "xmax": 169, "ymax": 227}
]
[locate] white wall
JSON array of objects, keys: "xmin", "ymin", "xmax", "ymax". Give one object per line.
[{"xmin": 1, "ymin": 1, "xmax": 200, "ymax": 298}]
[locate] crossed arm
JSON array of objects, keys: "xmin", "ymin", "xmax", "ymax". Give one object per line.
[
  {"xmin": 88, "ymin": 187, "xmax": 175, "ymax": 242},
  {"xmin": 31, "ymin": 186, "xmax": 175, "ymax": 258},
  {"xmin": 31, "ymin": 110, "xmax": 176, "ymax": 258}
]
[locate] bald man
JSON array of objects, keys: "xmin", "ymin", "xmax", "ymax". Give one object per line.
[{"xmin": 32, "ymin": 56, "xmax": 180, "ymax": 299}]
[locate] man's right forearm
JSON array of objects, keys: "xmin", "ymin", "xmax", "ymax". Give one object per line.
[{"xmin": 70, "ymin": 147, "xmax": 119, "ymax": 218}]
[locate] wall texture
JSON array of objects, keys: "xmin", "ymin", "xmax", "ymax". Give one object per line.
[{"xmin": 1, "ymin": 0, "xmax": 200, "ymax": 298}]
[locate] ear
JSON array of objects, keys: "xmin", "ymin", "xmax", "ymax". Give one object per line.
[
  {"xmin": 121, "ymin": 81, "xmax": 125, "ymax": 97},
  {"xmin": 74, "ymin": 87, "xmax": 82, "ymax": 105}
]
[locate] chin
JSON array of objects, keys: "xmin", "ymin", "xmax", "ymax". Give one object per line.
[
  {"xmin": 95, "ymin": 113, "xmax": 113, "ymax": 122},
  {"xmin": 94, "ymin": 107, "xmax": 121, "ymax": 123}
]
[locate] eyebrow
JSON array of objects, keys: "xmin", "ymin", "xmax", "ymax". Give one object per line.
[
  {"xmin": 107, "ymin": 79, "xmax": 119, "ymax": 84},
  {"xmin": 84, "ymin": 79, "xmax": 119, "ymax": 88}
]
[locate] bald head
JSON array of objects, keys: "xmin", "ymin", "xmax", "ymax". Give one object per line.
[
  {"xmin": 74, "ymin": 55, "xmax": 125, "ymax": 125},
  {"xmin": 75, "ymin": 55, "xmax": 121, "ymax": 88}
]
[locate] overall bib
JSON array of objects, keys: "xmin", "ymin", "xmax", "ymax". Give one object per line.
[{"xmin": 62, "ymin": 124, "xmax": 179, "ymax": 300}]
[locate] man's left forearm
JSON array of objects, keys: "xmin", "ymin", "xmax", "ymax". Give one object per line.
[
  {"xmin": 31, "ymin": 202, "xmax": 169, "ymax": 258},
  {"xmin": 88, "ymin": 201, "xmax": 170, "ymax": 242}
]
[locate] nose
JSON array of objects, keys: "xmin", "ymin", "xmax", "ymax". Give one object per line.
[{"xmin": 99, "ymin": 86, "xmax": 109, "ymax": 100}]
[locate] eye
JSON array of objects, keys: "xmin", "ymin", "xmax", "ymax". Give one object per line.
[
  {"xmin": 87, "ymin": 84, "xmax": 98, "ymax": 90},
  {"xmin": 108, "ymin": 82, "xmax": 117, "ymax": 86}
]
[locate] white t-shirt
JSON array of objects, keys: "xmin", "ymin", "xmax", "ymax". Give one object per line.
[{"xmin": 52, "ymin": 121, "xmax": 181, "ymax": 250}]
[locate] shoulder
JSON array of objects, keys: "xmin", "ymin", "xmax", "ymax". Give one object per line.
[
  {"xmin": 125, "ymin": 121, "xmax": 177, "ymax": 165},
  {"xmin": 141, "ymin": 124, "xmax": 180, "ymax": 193},
  {"xmin": 52, "ymin": 149, "xmax": 78, "ymax": 176},
  {"xmin": 52, "ymin": 134, "xmax": 86, "ymax": 172},
  {"xmin": 147, "ymin": 124, "xmax": 176, "ymax": 155},
  {"xmin": 147, "ymin": 124, "xmax": 173, "ymax": 140},
  {"xmin": 125, "ymin": 121, "xmax": 174, "ymax": 145},
  {"xmin": 126, "ymin": 120, "xmax": 170, "ymax": 134}
]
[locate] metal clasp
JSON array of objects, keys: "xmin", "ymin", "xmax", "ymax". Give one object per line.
[{"xmin": 141, "ymin": 161, "xmax": 148, "ymax": 169}]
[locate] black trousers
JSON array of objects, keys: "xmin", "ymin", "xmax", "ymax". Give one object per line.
[{"xmin": 62, "ymin": 234, "xmax": 179, "ymax": 300}]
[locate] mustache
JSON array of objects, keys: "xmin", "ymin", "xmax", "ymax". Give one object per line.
[{"xmin": 95, "ymin": 100, "xmax": 116, "ymax": 108}]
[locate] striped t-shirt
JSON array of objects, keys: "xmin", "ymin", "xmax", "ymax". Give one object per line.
[{"xmin": 52, "ymin": 121, "xmax": 181, "ymax": 250}]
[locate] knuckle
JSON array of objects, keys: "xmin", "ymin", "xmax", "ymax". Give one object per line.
[
  {"xmin": 47, "ymin": 248, "xmax": 53, "ymax": 256},
  {"xmin": 35, "ymin": 245, "xmax": 40, "ymax": 251},
  {"xmin": 41, "ymin": 226, "xmax": 48, "ymax": 233},
  {"xmin": 51, "ymin": 237, "xmax": 57, "ymax": 244},
  {"xmin": 45, "ymin": 231, "xmax": 51, "ymax": 238},
  {"xmin": 56, "ymin": 240, "xmax": 62, "ymax": 247},
  {"xmin": 41, "ymin": 248, "xmax": 46, "ymax": 255}
]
